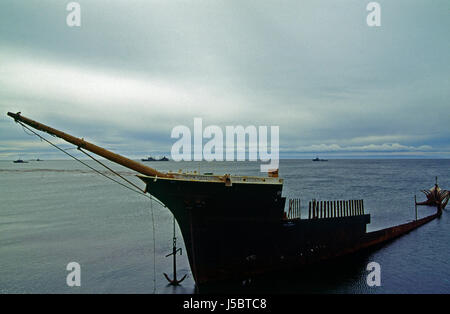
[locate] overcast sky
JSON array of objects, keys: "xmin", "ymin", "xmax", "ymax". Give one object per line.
[{"xmin": 1, "ymin": 0, "xmax": 449, "ymax": 160}]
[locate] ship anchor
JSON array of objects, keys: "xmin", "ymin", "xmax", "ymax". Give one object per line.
[{"xmin": 163, "ymin": 217, "xmax": 187, "ymax": 285}]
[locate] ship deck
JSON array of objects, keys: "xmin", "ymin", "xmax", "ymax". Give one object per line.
[{"xmin": 137, "ymin": 172, "xmax": 283, "ymax": 185}]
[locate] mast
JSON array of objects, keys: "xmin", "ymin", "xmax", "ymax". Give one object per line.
[{"xmin": 7, "ymin": 112, "xmax": 172, "ymax": 178}]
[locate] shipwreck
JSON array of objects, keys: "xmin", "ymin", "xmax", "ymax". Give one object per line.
[{"xmin": 7, "ymin": 112, "xmax": 446, "ymax": 287}]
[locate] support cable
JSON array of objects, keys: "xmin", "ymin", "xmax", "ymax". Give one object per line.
[{"xmin": 16, "ymin": 119, "xmax": 161, "ymax": 293}]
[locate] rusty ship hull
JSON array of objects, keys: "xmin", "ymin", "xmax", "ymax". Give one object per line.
[
  {"xmin": 138, "ymin": 173, "xmax": 441, "ymax": 286},
  {"xmin": 139, "ymin": 174, "xmax": 374, "ymax": 285}
]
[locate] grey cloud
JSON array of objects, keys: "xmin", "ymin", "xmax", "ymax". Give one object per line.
[{"xmin": 0, "ymin": 0, "xmax": 449, "ymax": 160}]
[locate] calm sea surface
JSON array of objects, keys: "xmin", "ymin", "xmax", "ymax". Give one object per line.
[{"xmin": 1, "ymin": 159, "xmax": 449, "ymax": 293}]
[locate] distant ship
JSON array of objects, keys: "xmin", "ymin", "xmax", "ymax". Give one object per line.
[
  {"xmin": 141, "ymin": 156, "xmax": 169, "ymax": 162},
  {"xmin": 312, "ymin": 156, "xmax": 328, "ymax": 161},
  {"xmin": 13, "ymin": 159, "xmax": 28, "ymax": 163}
]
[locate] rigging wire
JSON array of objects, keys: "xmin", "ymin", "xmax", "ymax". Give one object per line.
[
  {"xmin": 76, "ymin": 148, "xmax": 160, "ymax": 293},
  {"xmin": 16, "ymin": 120, "xmax": 161, "ymax": 293},
  {"xmin": 150, "ymin": 195, "xmax": 156, "ymax": 294},
  {"xmin": 78, "ymin": 148, "xmax": 148, "ymax": 194},
  {"xmin": 16, "ymin": 120, "xmax": 166, "ymax": 207}
]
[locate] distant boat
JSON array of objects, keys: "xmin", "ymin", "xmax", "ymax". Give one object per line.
[
  {"xmin": 141, "ymin": 156, "xmax": 169, "ymax": 162},
  {"xmin": 13, "ymin": 159, "xmax": 28, "ymax": 163},
  {"xmin": 312, "ymin": 156, "xmax": 328, "ymax": 162}
]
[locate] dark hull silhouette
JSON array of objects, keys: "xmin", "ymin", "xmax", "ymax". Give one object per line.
[
  {"xmin": 141, "ymin": 156, "xmax": 169, "ymax": 162},
  {"xmin": 138, "ymin": 174, "xmax": 440, "ymax": 286},
  {"xmin": 13, "ymin": 159, "xmax": 28, "ymax": 163}
]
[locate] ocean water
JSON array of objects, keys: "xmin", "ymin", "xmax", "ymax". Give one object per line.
[{"xmin": 0, "ymin": 159, "xmax": 449, "ymax": 294}]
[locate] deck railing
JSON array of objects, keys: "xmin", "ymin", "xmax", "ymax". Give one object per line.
[
  {"xmin": 309, "ymin": 199, "xmax": 365, "ymax": 219},
  {"xmin": 284, "ymin": 199, "xmax": 365, "ymax": 220},
  {"xmin": 287, "ymin": 198, "xmax": 301, "ymax": 219}
]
